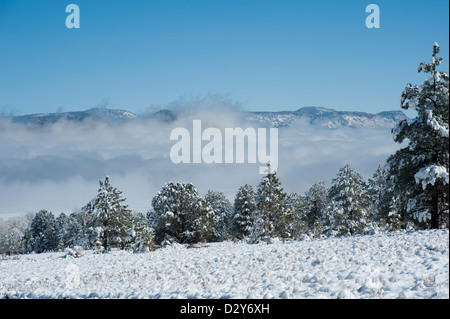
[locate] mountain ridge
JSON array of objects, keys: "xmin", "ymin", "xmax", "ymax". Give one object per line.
[
  {"xmin": 3, "ymin": 106, "xmax": 410, "ymax": 128},
  {"xmin": 244, "ymin": 107, "xmax": 409, "ymax": 128}
]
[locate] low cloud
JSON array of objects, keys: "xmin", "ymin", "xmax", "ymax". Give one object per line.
[{"xmin": 0, "ymin": 96, "xmax": 401, "ymax": 218}]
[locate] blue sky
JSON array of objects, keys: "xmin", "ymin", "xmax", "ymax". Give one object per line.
[{"xmin": 0, "ymin": 0, "xmax": 448, "ymax": 116}]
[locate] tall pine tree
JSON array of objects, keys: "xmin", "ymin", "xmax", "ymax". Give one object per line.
[
  {"xmin": 387, "ymin": 42, "xmax": 449, "ymax": 229},
  {"xmin": 230, "ymin": 184, "xmax": 256, "ymax": 240},
  {"xmin": 250, "ymin": 164, "xmax": 292, "ymax": 242},
  {"xmin": 367, "ymin": 165, "xmax": 403, "ymax": 231},
  {"xmin": 205, "ymin": 190, "xmax": 233, "ymax": 241},
  {"xmin": 82, "ymin": 176, "xmax": 134, "ymax": 251},
  {"xmin": 322, "ymin": 164, "xmax": 370, "ymax": 236},
  {"xmin": 285, "ymin": 192, "xmax": 308, "ymax": 239},
  {"xmin": 303, "ymin": 181, "xmax": 328, "ymax": 237}
]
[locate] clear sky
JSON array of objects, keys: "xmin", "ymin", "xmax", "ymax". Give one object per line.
[{"xmin": 0, "ymin": 0, "xmax": 448, "ymax": 116}]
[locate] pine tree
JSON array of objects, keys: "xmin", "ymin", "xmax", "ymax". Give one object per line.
[
  {"xmin": 56, "ymin": 213, "xmax": 70, "ymax": 250},
  {"xmin": 303, "ymin": 182, "xmax": 328, "ymax": 237},
  {"xmin": 367, "ymin": 165, "xmax": 404, "ymax": 231},
  {"xmin": 325, "ymin": 164, "xmax": 370, "ymax": 236},
  {"xmin": 205, "ymin": 190, "xmax": 232, "ymax": 242},
  {"xmin": 367, "ymin": 165, "xmax": 387, "ymax": 223},
  {"xmin": 56, "ymin": 212, "xmax": 83, "ymax": 250},
  {"xmin": 230, "ymin": 184, "xmax": 256, "ymax": 239},
  {"xmin": 285, "ymin": 192, "xmax": 308, "ymax": 239},
  {"xmin": 152, "ymin": 182, "xmax": 216, "ymax": 245},
  {"xmin": 27, "ymin": 210, "xmax": 59, "ymax": 253},
  {"xmin": 250, "ymin": 164, "xmax": 292, "ymax": 242},
  {"xmin": 127, "ymin": 212, "xmax": 155, "ymax": 253},
  {"xmin": 387, "ymin": 42, "xmax": 449, "ymax": 229},
  {"xmin": 82, "ymin": 176, "xmax": 134, "ymax": 251}
]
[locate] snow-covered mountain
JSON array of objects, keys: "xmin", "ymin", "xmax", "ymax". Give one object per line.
[
  {"xmin": 245, "ymin": 107, "xmax": 409, "ymax": 128},
  {"xmin": 4, "ymin": 106, "xmax": 409, "ymax": 128},
  {"xmin": 8, "ymin": 107, "xmax": 136, "ymax": 125}
]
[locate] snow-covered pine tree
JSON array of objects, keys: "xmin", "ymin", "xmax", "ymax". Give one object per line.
[
  {"xmin": 285, "ymin": 192, "xmax": 308, "ymax": 239},
  {"xmin": 26, "ymin": 210, "xmax": 59, "ymax": 253},
  {"xmin": 303, "ymin": 181, "xmax": 328, "ymax": 237},
  {"xmin": 56, "ymin": 212, "xmax": 83, "ymax": 250},
  {"xmin": 56, "ymin": 213, "xmax": 71, "ymax": 249},
  {"xmin": 127, "ymin": 212, "xmax": 155, "ymax": 253},
  {"xmin": 367, "ymin": 165, "xmax": 403, "ymax": 231},
  {"xmin": 146, "ymin": 210, "xmax": 159, "ymax": 230},
  {"xmin": 367, "ymin": 165, "xmax": 388, "ymax": 223},
  {"xmin": 250, "ymin": 164, "xmax": 293, "ymax": 242},
  {"xmin": 383, "ymin": 194, "xmax": 404, "ymax": 231},
  {"xmin": 325, "ymin": 164, "xmax": 370, "ymax": 236},
  {"xmin": 230, "ymin": 184, "xmax": 256, "ymax": 239},
  {"xmin": 82, "ymin": 176, "xmax": 134, "ymax": 251},
  {"xmin": 55, "ymin": 213, "xmax": 70, "ymax": 250},
  {"xmin": 205, "ymin": 190, "xmax": 232, "ymax": 242},
  {"xmin": 152, "ymin": 182, "xmax": 216, "ymax": 245},
  {"xmin": 387, "ymin": 42, "xmax": 449, "ymax": 229}
]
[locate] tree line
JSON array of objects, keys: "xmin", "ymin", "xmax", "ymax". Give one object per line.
[{"xmin": 0, "ymin": 43, "xmax": 448, "ymax": 255}]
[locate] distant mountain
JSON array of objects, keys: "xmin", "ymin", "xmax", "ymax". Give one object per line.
[
  {"xmin": 245, "ymin": 107, "xmax": 410, "ymax": 128},
  {"xmin": 9, "ymin": 108, "xmax": 137, "ymax": 125},
  {"xmin": 3, "ymin": 106, "xmax": 409, "ymax": 128},
  {"xmin": 148, "ymin": 109, "xmax": 178, "ymax": 122}
]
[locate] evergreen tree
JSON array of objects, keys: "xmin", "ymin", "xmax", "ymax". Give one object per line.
[
  {"xmin": 387, "ymin": 42, "xmax": 449, "ymax": 229},
  {"xmin": 205, "ymin": 190, "xmax": 232, "ymax": 242},
  {"xmin": 146, "ymin": 210, "xmax": 159, "ymax": 230},
  {"xmin": 230, "ymin": 184, "xmax": 256, "ymax": 239},
  {"xmin": 367, "ymin": 165, "xmax": 403, "ymax": 230},
  {"xmin": 303, "ymin": 182, "xmax": 328, "ymax": 236},
  {"xmin": 82, "ymin": 176, "xmax": 134, "ymax": 251},
  {"xmin": 27, "ymin": 210, "xmax": 59, "ymax": 253},
  {"xmin": 367, "ymin": 165, "xmax": 388, "ymax": 223},
  {"xmin": 324, "ymin": 164, "xmax": 370, "ymax": 236},
  {"xmin": 285, "ymin": 192, "xmax": 308, "ymax": 239},
  {"xmin": 152, "ymin": 182, "xmax": 216, "ymax": 245},
  {"xmin": 128, "ymin": 212, "xmax": 155, "ymax": 253},
  {"xmin": 55, "ymin": 213, "xmax": 70, "ymax": 250},
  {"xmin": 56, "ymin": 212, "xmax": 83, "ymax": 250},
  {"xmin": 250, "ymin": 164, "xmax": 292, "ymax": 242}
]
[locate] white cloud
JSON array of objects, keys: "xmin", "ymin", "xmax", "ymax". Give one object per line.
[{"xmin": 0, "ymin": 97, "xmax": 402, "ymax": 218}]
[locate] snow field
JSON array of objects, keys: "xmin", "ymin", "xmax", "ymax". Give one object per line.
[{"xmin": 0, "ymin": 229, "xmax": 448, "ymax": 299}]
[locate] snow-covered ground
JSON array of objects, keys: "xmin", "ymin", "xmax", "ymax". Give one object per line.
[{"xmin": 1, "ymin": 229, "xmax": 448, "ymax": 299}]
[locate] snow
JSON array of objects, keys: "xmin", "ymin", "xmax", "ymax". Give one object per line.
[
  {"xmin": 1, "ymin": 229, "xmax": 448, "ymax": 299},
  {"xmin": 408, "ymin": 97, "xmax": 419, "ymax": 109},
  {"xmin": 425, "ymin": 110, "xmax": 449, "ymax": 138},
  {"xmin": 414, "ymin": 165, "xmax": 449, "ymax": 190}
]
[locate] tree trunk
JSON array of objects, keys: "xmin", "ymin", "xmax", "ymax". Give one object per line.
[{"xmin": 430, "ymin": 193, "xmax": 440, "ymax": 229}]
